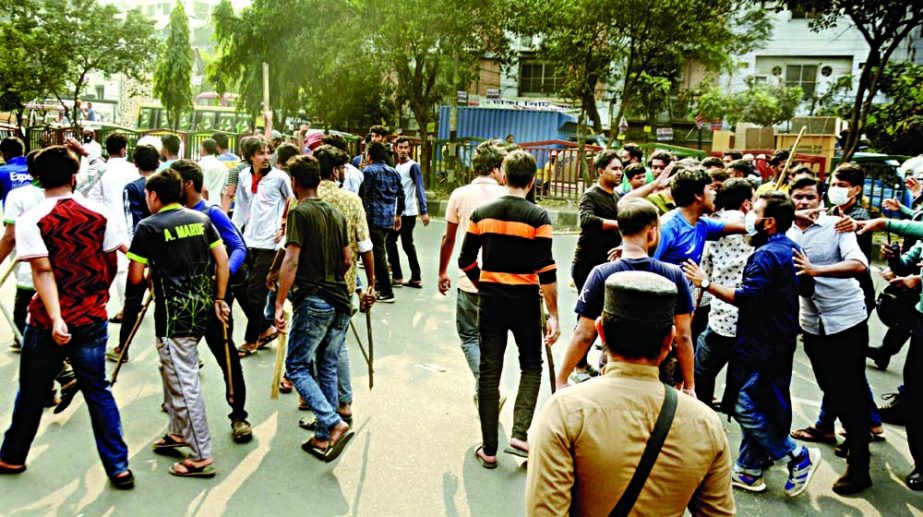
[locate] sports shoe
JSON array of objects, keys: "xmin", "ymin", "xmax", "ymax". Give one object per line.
[
  {"xmin": 53, "ymin": 380, "xmax": 79, "ymax": 414},
  {"xmin": 731, "ymin": 471, "xmax": 767, "ymax": 492},
  {"xmin": 785, "ymin": 447, "xmax": 821, "ymax": 497},
  {"xmin": 376, "ymin": 293, "xmax": 395, "ymax": 304},
  {"xmin": 879, "ymin": 392, "xmax": 907, "ymax": 426},
  {"xmin": 569, "ymin": 370, "xmax": 592, "ymax": 384}
]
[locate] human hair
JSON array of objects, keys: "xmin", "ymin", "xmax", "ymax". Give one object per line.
[
  {"xmin": 201, "ymin": 138, "xmax": 218, "ymax": 156},
  {"xmin": 133, "ymin": 144, "xmax": 160, "ymax": 172},
  {"xmin": 322, "ymin": 133, "xmax": 348, "ymax": 151},
  {"xmin": 790, "ymin": 175, "xmax": 819, "ymax": 193},
  {"xmin": 727, "ymin": 159, "xmax": 752, "ymax": 177},
  {"xmin": 791, "ymin": 165, "xmax": 815, "ymax": 178},
  {"xmin": 769, "ymin": 150, "xmax": 790, "ymax": 166},
  {"xmin": 708, "ymin": 169, "xmax": 729, "ymax": 183},
  {"xmin": 243, "ymin": 136, "xmax": 269, "ymax": 160},
  {"xmin": 472, "ymin": 139, "xmax": 507, "ymax": 176},
  {"xmin": 105, "ymin": 133, "xmax": 128, "ymax": 156},
  {"xmin": 161, "ymin": 134, "xmax": 181, "ymax": 157},
  {"xmin": 601, "ymin": 315, "xmax": 673, "ymax": 360},
  {"xmin": 0, "ymin": 137, "xmax": 24, "ymax": 158},
  {"xmin": 288, "ymin": 154, "xmax": 321, "ymax": 189},
  {"xmin": 25, "ymin": 150, "xmax": 40, "ymax": 175},
  {"xmin": 760, "ymin": 191, "xmax": 795, "ymax": 232},
  {"xmin": 624, "ymin": 162, "xmax": 647, "ymax": 181},
  {"xmin": 145, "ymin": 169, "xmax": 183, "ymax": 204},
  {"xmin": 833, "ymin": 163, "xmax": 865, "ymax": 187},
  {"xmin": 617, "ymin": 198, "xmax": 660, "ymax": 236},
  {"xmin": 649, "ymin": 151, "xmax": 672, "ymax": 166},
  {"xmin": 502, "ymin": 150, "xmax": 537, "ymax": 189},
  {"xmin": 594, "ymin": 150, "xmax": 621, "ymax": 171},
  {"xmin": 722, "ymin": 150, "xmax": 742, "ymax": 160},
  {"xmin": 622, "ymin": 143, "xmax": 643, "ymax": 162},
  {"xmin": 171, "ymin": 159, "xmax": 204, "ymax": 192},
  {"xmin": 368, "ymin": 141, "xmax": 388, "ymax": 163},
  {"xmin": 702, "ymin": 156, "xmax": 724, "ymax": 169},
  {"xmin": 33, "ymin": 146, "xmax": 79, "ymax": 188},
  {"xmin": 211, "ymin": 131, "xmax": 230, "ymax": 150},
  {"xmin": 275, "ymin": 143, "xmax": 301, "ymax": 170},
  {"xmin": 313, "ymin": 144, "xmax": 349, "ymax": 179},
  {"xmin": 238, "ymin": 136, "xmax": 257, "ymax": 162},
  {"xmin": 720, "ymin": 178, "xmax": 754, "ymax": 211},
  {"xmin": 369, "ymin": 125, "xmax": 390, "ymax": 138},
  {"xmin": 394, "ymin": 136, "xmax": 410, "ymax": 147},
  {"xmin": 670, "ymin": 168, "xmax": 711, "ymax": 207}
]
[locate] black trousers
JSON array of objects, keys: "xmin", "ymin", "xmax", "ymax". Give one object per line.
[
  {"xmin": 202, "ymin": 304, "xmax": 248, "ymax": 422},
  {"xmin": 803, "ymin": 321, "xmax": 871, "ymax": 471},
  {"xmin": 13, "ymin": 287, "xmax": 34, "ymax": 340},
  {"xmin": 477, "ymin": 291, "xmax": 543, "ymax": 456},
  {"xmin": 244, "ymin": 248, "xmax": 277, "ymax": 343},
  {"xmin": 386, "ymin": 216, "xmax": 420, "ymax": 282},
  {"xmin": 370, "ymin": 226, "xmax": 393, "ymax": 297},
  {"xmin": 907, "ymin": 314, "xmax": 923, "ymax": 466}
]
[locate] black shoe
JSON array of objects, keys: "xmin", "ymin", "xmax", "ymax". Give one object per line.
[
  {"xmin": 834, "ymin": 443, "xmax": 848, "ymax": 459},
  {"xmin": 868, "ymin": 347, "xmax": 891, "ymax": 370},
  {"xmin": 907, "ymin": 468, "xmax": 923, "ymax": 490},
  {"xmin": 376, "ymin": 293, "xmax": 395, "ymax": 303},
  {"xmin": 832, "ymin": 467, "xmax": 872, "ymax": 495},
  {"xmin": 43, "ymin": 388, "xmax": 58, "ymax": 408},
  {"xmin": 879, "ymin": 392, "xmax": 908, "ymax": 426},
  {"xmin": 54, "ymin": 380, "xmax": 79, "ymax": 414},
  {"xmin": 110, "ymin": 469, "xmax": 135, "ymax": 490}
]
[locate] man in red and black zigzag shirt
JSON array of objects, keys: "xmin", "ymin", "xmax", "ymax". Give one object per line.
[{"xmin": 458, "ymin": 150, "xmax": 561, "ymax": 470}]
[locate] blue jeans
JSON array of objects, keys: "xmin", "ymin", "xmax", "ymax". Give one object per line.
[
  {"xmin": 286, "ymin": 296, "xmax": 351, "ymax": 440},
  {"xmin": 694, "ymin": 326, "xmax": 735, "ymax": 405},
  {"xmin": 456, "ymin": 289, "xmax": 480, "ymax": 386},
  {"xmin": 815, "ymin": 382, "xmax": 882, "ymax": 431},
  {"xmin": 1, "ymin": 321, "xmax": 129, "ymax": 477},
  {"xmin": 734, "ymin": 370, "xmax": 799, "ymax": 475}
]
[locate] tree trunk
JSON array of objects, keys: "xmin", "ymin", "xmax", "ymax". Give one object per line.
[
  {"xmin": 842, "ymin": 48, "xmax": 879, "ymax": 162},
  {"xmin": 413, "ymin": 109, "xmax": 432, "ymax": 186}
]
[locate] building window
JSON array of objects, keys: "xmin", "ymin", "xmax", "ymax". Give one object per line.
[
  {"xmin": 95, "ymin": 85, "xmax": 105, "ymax": 100},
  {"xmin": 788, "ymin": 2, "xmax": 818, "ymax": 19},
  {"xmin": 786, "ymin": 64, "xmax": 817, "ymax": 98},
  {"xmin": 519, "ymin": 61, "xmax": 562, "ymax": 96}
]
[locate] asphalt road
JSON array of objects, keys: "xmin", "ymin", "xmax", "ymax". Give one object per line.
[{"xmin": 0, "ymin": 220, "xmax": 922, "ymax": 516}]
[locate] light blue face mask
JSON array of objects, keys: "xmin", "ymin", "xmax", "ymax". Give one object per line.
[{"xmin": 745, "ymin": 210, "xmax": 760, "ymax": 236}]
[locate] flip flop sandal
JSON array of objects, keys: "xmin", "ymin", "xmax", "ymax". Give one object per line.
[
  {"xmin": 405, "ymin": 280, "xmax": 423, "ymax": 289},
  {"xmin": 503, "ymin": 446, "xmax": 529, "ymax": 459},
  {"xmin": 475, "ymin": 446, "xmax": 497, "ymax": 469},
  {"xmin": 237, "ymin": 343, "xmax": 260, "ymax": 357},
  {"xmin": 790, "ymin": 426, "xmax": 837, "ymax": 444},
  {"xmin": 302, "ymin": 439, "xmax": 329, "ymax": 460},
  {"xmin": 153, "ymin": 434, "xmax": 190, "ymax": 451},
  {"xmin": 169, "ymin": 462, "xmax": 217, "ymax": 478},
  {"xmin": 53, "ymin": 380, "xmax": 80, "ymax": 415},
  {"xmin": 0, "ymin": 463, "xmax": 26, "ymax": 474},
  {"xmin": 279, "ymin": 377, "xmax": 293, "ymax": 394},
  {"xmin": 322, "ymin": 431, "xmax": 355, "ymax": 463},
  {"xmin": 257, "ymin": 333, "xmax": 279, "ymax": 349},
  {"xmin": 299, "ymin": 414, "xmax": 353, "ymax": 431},
  {"xmin": 110, "ymin": 469, "xmax": 135, "ymax": 490}
]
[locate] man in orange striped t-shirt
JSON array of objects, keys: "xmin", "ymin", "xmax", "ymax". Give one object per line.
[{"xmin": 458, "ymin": 150, "xmax": 560, "ymax": 469}]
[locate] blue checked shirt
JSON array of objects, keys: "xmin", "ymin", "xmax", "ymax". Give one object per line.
[{"xmin": 359, "ymin": 161, "xmax": 404, "ymax": 230}]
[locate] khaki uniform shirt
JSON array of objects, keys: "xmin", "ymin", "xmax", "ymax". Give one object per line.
[
  {"xmin": 526, "ymin": 362, "xmax": 734, "ymax": 517},
  {"xmin": 317, "ymin": 180, "xmax": 372, "ymax": 294}
]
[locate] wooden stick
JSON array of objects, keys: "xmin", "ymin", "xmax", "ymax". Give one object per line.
[
  {"xmin": 774, "ymin": 126, "xmax": 807, "ymax": 190},
  {"xmin": 262, "ymin": 62, "xmax": 270, "ymax": 113},
  {"xmin": 270, "ymin": 308, "xmax": 288, "ymax": 400},
  {"xmin": 540, "ymin": 298, "xmax": 555, "ymax": 394},
  {"xmin": 365, "ymin": 307, "xmax": 374, "ymax": 390},
  {"xmin": 0, "ymin": 259, "xmax": 17, "ymax": 287},
  {"xmin": 110, "ymin": 289, "xmax": 153, "ymax": 386},
  {"xmin": 222, "ymin": 321, "xmax": 234, "ymax": 404}
]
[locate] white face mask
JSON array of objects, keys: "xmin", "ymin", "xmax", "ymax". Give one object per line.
[{"xmin": 827, "ymin": 186, "xmax": 852, "ymax": 206}]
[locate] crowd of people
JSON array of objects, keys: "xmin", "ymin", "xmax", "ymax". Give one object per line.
[{"xmin": 0, "ymin": 122, "xmax": 921, "ymax": 514}]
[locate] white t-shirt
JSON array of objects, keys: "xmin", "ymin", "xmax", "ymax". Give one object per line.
[
  {"xmin": 199, "ymin": 155, "xmax": 229, "ymax": 206},
  {"xmin": 88, "ymin": 156, "xmax": 139, "ymax": 238},
  {"xmin": 3, "ymin": 185, "xmax": 44, "ymax": 288},
  {"xmin": 396, "ymin": 160, "xmax": 420, "ymax": 216},
  {"xmin": 445, "ymin": 177, "xmax": 506, "ymax": 293},
  {"xmin": 342, "ymin": 163, "xmax": 363, "ymax": 194}
]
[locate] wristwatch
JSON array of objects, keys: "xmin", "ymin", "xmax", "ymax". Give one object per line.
[{"xmin": 701, "ymin": 278, "xmax": 710, "ymax": 289}]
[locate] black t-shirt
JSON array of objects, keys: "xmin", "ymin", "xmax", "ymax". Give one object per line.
[
  {"xmin": 285, "ymin": 198, "xmax": 351, "ymax": 313},
  {"xmin": 574, "ymin": 185, "xmax": 621, "ymax": 268},
  {"xmin": 127, "ymin": 204, "xmax": 222, "ymax": 337}
]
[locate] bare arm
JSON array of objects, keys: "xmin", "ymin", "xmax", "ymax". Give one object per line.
[
  {"xmin": 674, "ymin": 312, "xmax": 695, "ymax": 395},
  {"xmin": 31, "ymin": 257, "xmax": 70, "ymax": 345},
  {"xmin": 541, "ymin": 281, "xmax": 560, "ymax": 345},
  {"xmin": 274, "ymin": 244, "xmax": 301, "ymax": 329},
  {"xmin": 438, "ymin": 221, "xmax": 459, "ymax": 295},
  {"xmin": 0, "ymin": 224, "xmax": 15, "ymax": 264},
  {"xmin": 555, "ymin": 316, "xmax": 597, "ymax": 389},
  {"xmin": 341, "ymin": 246, "xmax": 351, "ymax": 276},
  {"xmin": 618, "ymin": 163, "xmax": 672, "ymax": 208}
]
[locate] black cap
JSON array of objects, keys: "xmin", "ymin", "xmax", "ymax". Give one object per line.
[{"xmin": 603, "ymin": 271, "xmax": 677, "ymax": 326}]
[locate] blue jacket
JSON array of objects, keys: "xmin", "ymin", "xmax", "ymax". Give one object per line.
[{"xmin": 193, "ymin": 200, "xmax": 247, "ymax": 275}]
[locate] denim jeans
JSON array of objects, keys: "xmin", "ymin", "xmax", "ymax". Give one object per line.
[
  {"xmin": 1, "ymin": 321, "xmax": 129, "ymax": 477},
  {"xmin": 815, "ymin": 381, "xmax": 881, "ymax": 430},
  {"xmin": 287, "ymin": 295, "xmax": 351, "ymax": 439},
  {"xmin": 456, "ymin": 289, "xmax": 480, "ymax": 386},
  {"xmin": 478, "ymin": 291, "xmax": 543, "ymax": 456},
  {"xmin": 734, "ymin": 370, "xmax": 798, "ymax": 475},
  {"xmin": 694, "ymin": 326, "xmax": 735, "ymax": 406}
]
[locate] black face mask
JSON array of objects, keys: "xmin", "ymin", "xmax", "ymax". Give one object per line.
[{"xmin": 748, "ymin": 225, "xmax": 769, "ymax": 248}]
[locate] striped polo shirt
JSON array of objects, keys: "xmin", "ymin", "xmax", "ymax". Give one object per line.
[{"xmin": 457, "ymin": 195, "xmax": 556, "ymax": 296}]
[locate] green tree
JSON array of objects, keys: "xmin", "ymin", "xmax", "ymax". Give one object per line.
[
  {"xmin": 696, "ymin": 79, "xmax": 803, "ymax": 127},
  {"xmin": 790, "ymin": 0, "xmax": 923, "ymax": 161},
  {"xmin": 153, "ymin": 1, "xmax": 194, "ymax": 130},
  {"xmin": 857, "ymin": 62, "xmax": 923, "ymax": 156},
  {"xmin": 0, "ymin": 0, "xmax": 156, "ymax": 128}
]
